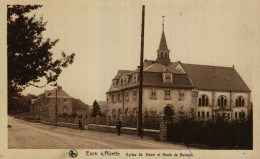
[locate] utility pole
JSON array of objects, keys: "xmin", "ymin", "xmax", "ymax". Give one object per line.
[
  {"xmin": 55, "ymin": 86, "xmax": 58, "ymax": 128},
  {"xmin": 138, "ymin": 5, "xmax": 145, "ymax": 138}
]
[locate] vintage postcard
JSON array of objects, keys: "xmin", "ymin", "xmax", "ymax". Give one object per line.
[{"xmin": 0, "ymin": 0, "xmax": 259, "ymax": 158}]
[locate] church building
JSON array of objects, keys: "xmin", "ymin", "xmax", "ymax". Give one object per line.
[{"xmin": 106, "ymin": 21, "xmax": 252, "ymax": 121}]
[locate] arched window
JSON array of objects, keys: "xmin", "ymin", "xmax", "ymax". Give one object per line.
[
  {"xmin": 125, "ymin": 108, "xmax": 128, "ymax": 116},
  {"xmin": 63, "ymin": 106, "xmax": 67, "ymax": 111},
  {"xmin": 112, "ymin": 109, "xmax": 116, "ymax": 117},
  {"xmin": 132, "ymin": 108, "xmax": 137, "ymax": 116},
  {"xmin": 118, "ymin": 109, "xmax": 122, "ymax": 116},
  {"xmin": 160, "ymin": 52, "xmax": 163, "ymax": 58},
  {"xmin": 202, "ymin": 112, "xmax": 205, "ymax": 118},
  {"xmin": 217, "ymin": 95, "xmax": 227, "ymax": 106},
  {"xmin": 236, "ymin": 96, "xmax": 244, "ymax": 107},
  {"xmin": 198, "ymin": 112, "xmax": 200, "ymax": 117},
  {"xmin": 198, "ymin": 95, "xmax": 209, "ymax": 106}
]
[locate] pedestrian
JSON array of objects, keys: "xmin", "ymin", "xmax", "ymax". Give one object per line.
[
  {"xmin": 116, "ymin": 118, "xmax": 122, "ymax": 136},
  {"xmin": 78, "ymin": 120, "xmax": 82, "ymax": 131}
]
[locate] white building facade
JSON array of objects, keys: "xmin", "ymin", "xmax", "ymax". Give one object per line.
[{"xmin": 106, "ymin": 27, "xmax": 252, "ymax": 121}]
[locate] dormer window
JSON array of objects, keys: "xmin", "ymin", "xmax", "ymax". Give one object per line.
[
  {"xmin": 163, "ymin": 73, "xmax": 172, "ymax": 83},
  {"xmin": 133, "ymin": 73, "xmax": 138, "ymax": 83},
  {"xmin": 113, "ymin": 79, "xmax": 118, "ymax": 86},
  {"xmin": 120, "ymin": 79, "xmax": 123, "ymax": 86}
]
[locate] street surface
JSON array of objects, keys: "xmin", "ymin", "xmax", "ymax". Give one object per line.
[{"xmin": 8, "ymin": 117, "xmax": 192, "ymax": 149}]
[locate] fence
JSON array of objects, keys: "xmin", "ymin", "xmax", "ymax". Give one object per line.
[{"xmin": 88, "ymin": 115, "xmax": 160, "ymax": 130}]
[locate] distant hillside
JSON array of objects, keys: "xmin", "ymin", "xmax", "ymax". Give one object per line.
[{"xmin": 10, "ymin": 94, "xmax": 37, "ymax": 114}]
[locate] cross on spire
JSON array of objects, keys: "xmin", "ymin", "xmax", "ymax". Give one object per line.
[{"xmin": 162, "ymin": 16, "xmax": 165, "ymax": 30}]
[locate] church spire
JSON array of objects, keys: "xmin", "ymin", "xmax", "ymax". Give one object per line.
[{"xmin": 156, "ymin": 16, "xmax": 171, "ymax": 65}]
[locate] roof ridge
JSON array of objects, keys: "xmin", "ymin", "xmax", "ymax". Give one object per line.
[{"xmin": 182, "ymin": 63, "xmax": 234, "ymax": 69}]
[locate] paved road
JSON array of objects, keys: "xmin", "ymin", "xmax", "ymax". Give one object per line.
[{"xmin": 8, "ymin": 117, "xmax": 192, "ymax": 149}]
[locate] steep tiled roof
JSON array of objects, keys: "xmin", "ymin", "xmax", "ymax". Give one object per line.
[
  {"xmin": 48, "ymin": 87, "xmax": 72, "ymax": 98},
  {"xmin": 113, "ymin": 70, "xmax": 132, "ymax": 80},
  {"xmin": 144, "ymin": 63, "xmax": 183, "ymax": 74},
  {"xmin": 167, "ymin": 61, "xmax": 180, "ymax": 69},
  {"xmin": 44, "ymin": 90, "xmax": 52, "ymax": 97},
  {"xmin": 107, "ymin": 71, "xmax": 194, "ymax": 93},
  {"xmin": 108, "ymin": 60, "xmax": 250, "ymax": 93},
  {"xmin": 144, "ymin": 59, "xmax": 156, "ymax": 68},
  {"xmin": 181, "ymin": 63, "xmax": 251, "ymax": 92}
]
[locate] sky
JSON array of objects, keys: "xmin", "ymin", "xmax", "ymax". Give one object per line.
[{"xmin": 20, "ymin": 0, "xmax": 260, "ymax": 105}]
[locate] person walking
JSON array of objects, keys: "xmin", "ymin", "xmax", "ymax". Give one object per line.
[
  {"xmin": 116, "ymin": 118, "xmax": 122, "ymax": 136},
  {"xmin": 78, "ymin": 120, "xmax": 82, "ymax": 131}
]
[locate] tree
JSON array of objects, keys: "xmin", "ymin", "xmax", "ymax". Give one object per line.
[
  {"xmin": 7, "ymin": 5, "xmax": 75, "ymax": 113},
  {"xmin": 91, "ymin": 100, "xmax": 101, "ymax": 117}
]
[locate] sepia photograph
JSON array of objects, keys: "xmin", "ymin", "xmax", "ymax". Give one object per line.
[{"xmin": 1, "ymin": 0, "xmax": 260, "ymax": 158}]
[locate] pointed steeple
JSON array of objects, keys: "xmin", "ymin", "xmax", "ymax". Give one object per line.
[
  {"xmin": 156, "ymin": 16, "xmax": 171, "ymax": 66},
  {"xmin": 158, "ymin": 30, "xmax": 169, "ymax": 51}
]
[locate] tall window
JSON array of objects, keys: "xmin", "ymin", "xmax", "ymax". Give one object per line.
[
  {"xmin": 63, "ymin": 106, "xmax": 67, "ymax": 111},
  {"xmin": 125, "ymin": 108, "xmax": 128, "ymax": 116},
  {"xmin": 202, "ymin": 112, "xmax": 205, "ymax": 118},
  {"xmin": 132, "ymin": 89, "xmax": 137, "ymax": 101},
  {"xmin": 150, "ymin": 89, "xmax": 157, "ymax": 99},
  {"xmin": 117, "ymin": 93, "xmax": 121, "ymax": 102},
  {"xmin": 179, "ymin": 90, "xmax": 185, "ymax": 101},
  {"xmin": 207, "ymin": 112, "xmax": 209, "ymax": 117},
  {"xmin": 112, "ymin": 109, "xmax": 116, "ymax": 117},
  {"xmin": 218, "ymin": 95, "xmax": 227, "ymax": 106},
  {"xmin": 198, "ymin": 95, "xmax": 208, "ymax": 106},
  {"xmin": 236, "ymin": 96, "xmax": 244, "ymax": 107},
  {"xmin": 125, "ymin": 92, "xmax": 129, "ymax": 102},
  {"xmin": 239, "ymin": 112, "xmax": 245, "ymax": 118},
  {"xmin": 118, "ymin": 109, "xmax": 122, "ymax": 116},
  {"xmin": 112, "ymin": 94, "xmax": 115, "ymax": 103},
  {"xmin": 164, "ymin": 89, "xmax": 171, "ymax": 100},
  {"xmin": 198, "ymin": 112, "xmax": 200, "ymax": 117},
  {"xmin": 132, "ymin": 108, "xmax": 137, "ymax": 116}
]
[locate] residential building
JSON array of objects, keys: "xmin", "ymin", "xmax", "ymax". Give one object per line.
[{"xmin": 31, "ymin": 86, "xmax": 73, "ymax": 120}]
